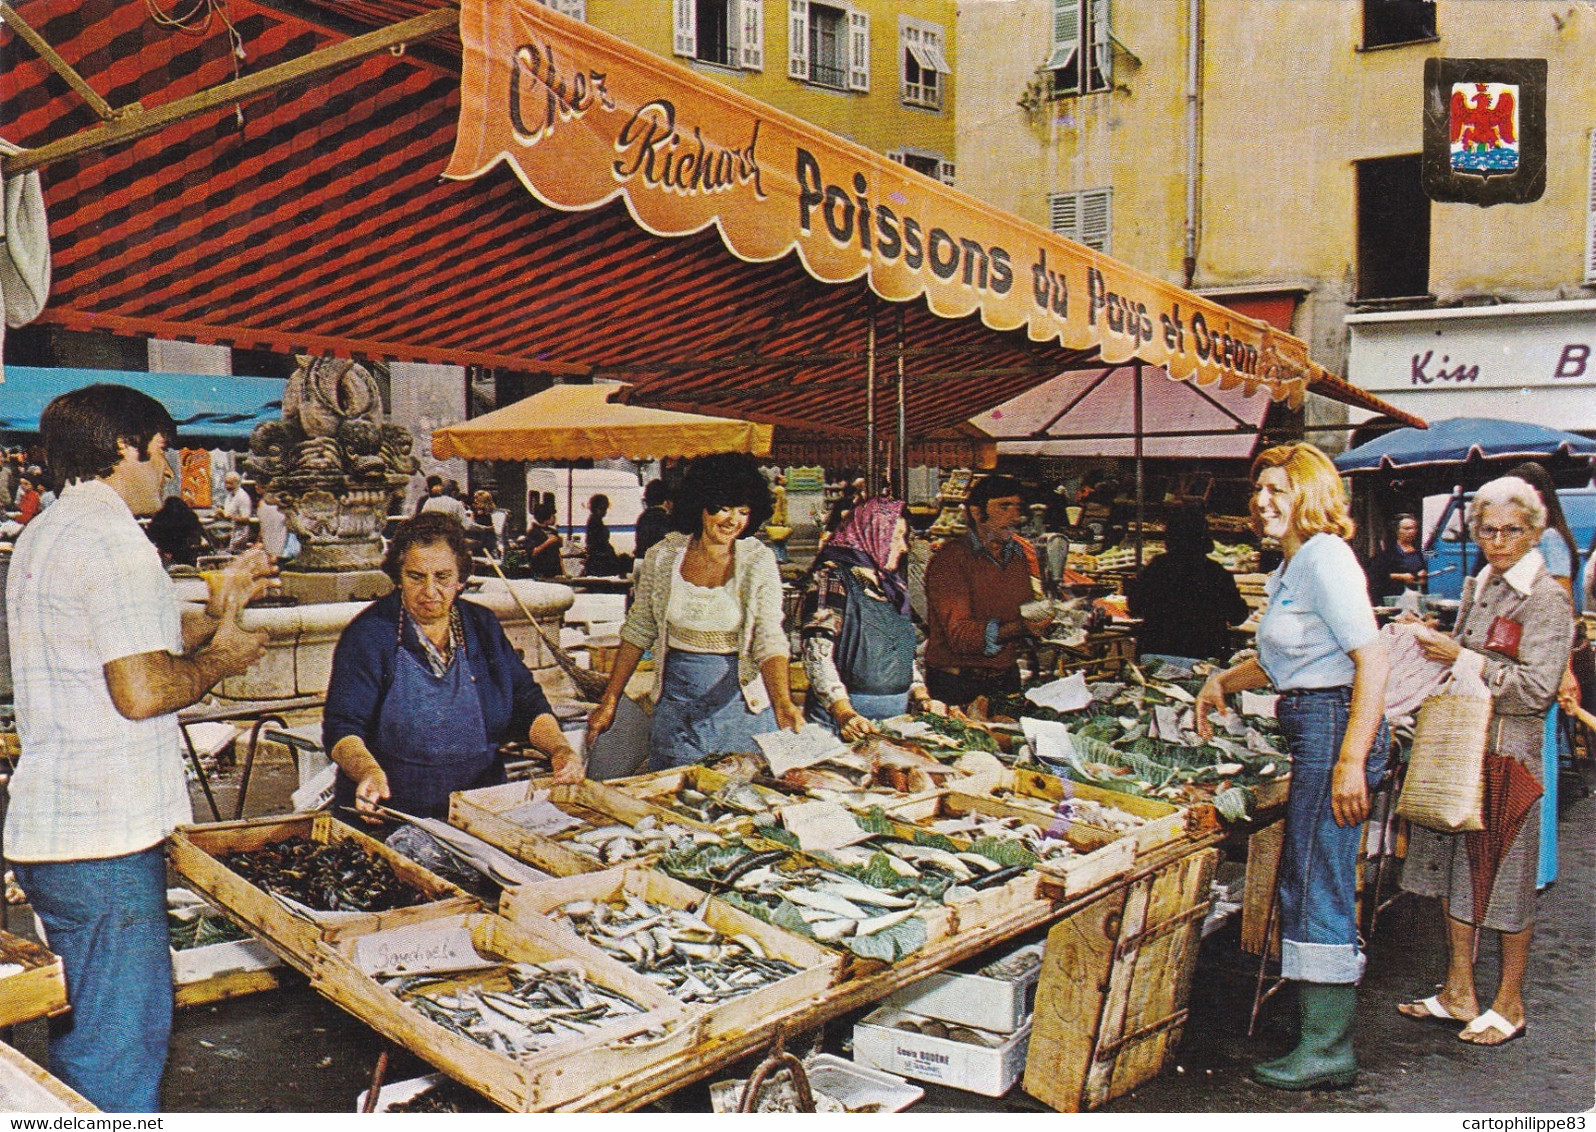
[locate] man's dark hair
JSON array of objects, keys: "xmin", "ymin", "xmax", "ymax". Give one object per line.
[
  {"xmin": 40, "ymin": 384, "xmax": 177, "ymax": 489},
  {"xmin": 643, "ymin": 478, "xmax": 670, "ymax": 507},
  {"xmin": 382, "ymin": 511, "xmax": 475, "ymax": 584},
  {"xmin": 966, "ymin": 474, "xmax": 1024, "ymax": 516},
  {"xmin": 589, "ymin": 493, "xmax": 609, "ymax": 516},
  {"xmin": 1164, "ymin": 507, "xmax": 1213, "ymax": 555},
  {"xmin": 532, "ymin": 501, "xmax": 557, "ymax": 524},
  {"xmin": 671, "ymin": 452, "xmax": 773, "ymax": 535}
]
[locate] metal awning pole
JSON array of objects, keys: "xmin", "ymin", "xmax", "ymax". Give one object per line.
[
  {"xmin": 865, "ymin": 303, "xmax": 878, "ymax": 495},
  {"xmin": 1134, "ymin": 362, "xmax": 1145, "ymax": 567},
  {"xmin": 895, "ymin": 308, "xmax": 908, "ymax": 499}
]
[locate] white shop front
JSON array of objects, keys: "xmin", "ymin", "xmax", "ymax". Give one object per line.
[{"xmin": 1345, "ymin": 298, "xmax": 1596, "ymax": 432}]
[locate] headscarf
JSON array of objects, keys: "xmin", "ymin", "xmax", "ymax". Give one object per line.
[{"xmin": 821, "ymin": 496, "xmax": 910, "ymax": 615}]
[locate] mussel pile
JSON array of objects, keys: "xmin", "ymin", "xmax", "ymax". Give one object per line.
[{"xmin": 218, "ymin": 836, "xmax": 430, "ymax": 913}]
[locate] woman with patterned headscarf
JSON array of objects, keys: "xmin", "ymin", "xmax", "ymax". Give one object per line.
[{"xmin": 800, "ymin": 497, "xmax": 940, "ymax": 740}]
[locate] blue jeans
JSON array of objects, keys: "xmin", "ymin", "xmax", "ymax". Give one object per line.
[
  {"xmin": 13, "ymin": 847, "xmax": 172, "ymax": 1112},
  {"xmin": 1275, "ymin": 687, "xmax": 1389, "ymax": 985}
]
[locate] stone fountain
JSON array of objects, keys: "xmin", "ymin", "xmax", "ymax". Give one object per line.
[
  {"xmin": 220, "ymin": 356, "xmax": 576, "ymax": 702},
  {"xmin": 243, "ymin": 356, "xmax": 417, "ymax": 574}
]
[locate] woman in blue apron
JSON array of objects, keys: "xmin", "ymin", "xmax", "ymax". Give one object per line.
[
  {"xmin": 586, "ymin": 454, "xmax": 802, "ymax": 770},
  {"xmin": 800, "ymin": 497, "xmax": 939, "ymax": 739},
  {"xmin": 323, "ymin": 512, "xmax": 581, "ymax": 821}
]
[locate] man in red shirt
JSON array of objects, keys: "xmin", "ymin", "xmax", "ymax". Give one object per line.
[
  {"xmin": 924, "ymin": 475, "xmax": 1053, "ymax": 706},
  {"xmin": 14, "ymin": 473, "xmax": 42, "ymax": 525}
]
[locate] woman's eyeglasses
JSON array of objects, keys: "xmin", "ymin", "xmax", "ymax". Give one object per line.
[{"xmin": 1475, "ymin": 524, "xmax": 1528, "ymax": 542}]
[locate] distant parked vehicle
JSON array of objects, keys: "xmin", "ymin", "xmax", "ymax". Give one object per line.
[{"xmin": 1422, "ymin": 487, "xmax": 1596, "ymax": 600}]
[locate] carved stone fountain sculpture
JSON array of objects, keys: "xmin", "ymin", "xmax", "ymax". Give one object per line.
[{"xmin": 243, "ymin": 356, "xmax": 418, "ymax": 571}]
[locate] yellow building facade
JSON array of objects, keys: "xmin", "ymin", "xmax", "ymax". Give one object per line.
[
  {"xmin": 955, "ymin": 0, "xmax": 1596, "ymax": 439},
  {"xmin": 580, "ymin": 0, "xmax": 958, "ymax": 175}
]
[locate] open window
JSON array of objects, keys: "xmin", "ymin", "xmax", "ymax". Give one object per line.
[
  {"xmin": 1356, "ymin": 154, "xmax": 1430, "ymax": 301},
  {"xmin": 789, "ymin": 1, "xmax": 868, "ymax": 91},
  {"xmin": 1362, "ymin": 0, "xmax": 1436, "ymax": 49},
  {"xmin": 901, "ymin": 17, "xmax": 949, "ymax": 111},
  {"xmin": 674, "ymin": 0, "xmax": 764, "ymax": 70},
  {"xmin": 1048, "ymin": 0, "xmax": 1112, "ymax": 97}
]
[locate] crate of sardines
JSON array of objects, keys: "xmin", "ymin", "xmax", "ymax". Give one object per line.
[
  {"xmin": 501, "ymin": 865, "xmax": 842, "ymax": 1040},
  {"xmin": 882, "ymin": 791, "xmax": 1135, "ymax": 900},
  {"xmin": 654, "ymin": 835, "xmax": 956, "ymax": 968},
  {"xmin": 168, "ymin": 813, "xmax": 480, "ymax": 973},
  {"xmin": 987, "ymin": 769, "xmax": 1195, "ymax": 854},
  {"xmin": 449, "ymin": 780, "xmax": 718, "ymax": 877},
  {"xmin": 606, "ymin": 765, "xmax": 794, "ymax": 834},
  {"xmin": 312, "ymin": 910, "xmax": 694, "ymax": 1111}
]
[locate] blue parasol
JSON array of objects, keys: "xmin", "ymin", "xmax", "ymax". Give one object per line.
[{"xmin": 1334, "ymin": 417, "xmax": 1596, "ymax": 473}]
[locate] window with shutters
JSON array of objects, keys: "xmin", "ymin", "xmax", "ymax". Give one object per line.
[
  {"xmin": 1356, "ymin": 154, "xmax": 1430, "ymax": 300},
  {"xmin": 1585, "ymin": 129, "xmax": 1596, "ymax": 285},
  {"xmin": 673, "ymin": 0, "xmax": 763, "ymax": 70},
  {"xmin": 901, "ymin": 17, "xmax": 949, "ymax": 110},
  {"xmin": 1048, "ymin": 0, "xmax": 1112, "ymax": 97},
  {"xmin": 788, "ymin": 1, "xmax": 868, "ymax": 91},
  {"xmin": 890, "ymin": 149, "xmax": 955, "ymax": 186},
  {"xmin": 1362, "ymin": 0, "xmax": 1436, "ymax": 49},
  {"xmin": 533, "ymin": 0, "xmax": 585, "ymax": 19},
  {"xmin": 1048, "ymin": 188, "xmax": 1112, "ymax": 253}
]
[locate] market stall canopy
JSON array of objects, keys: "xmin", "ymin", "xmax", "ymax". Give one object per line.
[
  {"xmin": 0, "ymin": 0, "xmax": 1414, "ymax": 441},
  {"xmin": 1334, "ymin": 417, "xmax": 1596, "ymax": 473},
  {"xmin": 0, "ymin": 366, "xmax": 284, "ymax": 440},
  {"xmin": 430, "ymin": 382, "xmax": 771, "ymax": 462},
  {"xmin": 973, "ymin": 365, "xmax": 1273, "ymax": 460}
]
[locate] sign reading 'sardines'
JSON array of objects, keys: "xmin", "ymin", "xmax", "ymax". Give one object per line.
[{"xmin": 446, "ymin": 0, "xmax": 1310, "ymax": 404}]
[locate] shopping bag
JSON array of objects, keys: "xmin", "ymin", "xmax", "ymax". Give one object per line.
[{"xmin": 1396, "ymin": 677, "xmax": 1491, "ymax": 833}]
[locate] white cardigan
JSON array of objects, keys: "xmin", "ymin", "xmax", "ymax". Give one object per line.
[{"xmin": 620, "ymin": 532, "xmax": 788, "ymax": 707}]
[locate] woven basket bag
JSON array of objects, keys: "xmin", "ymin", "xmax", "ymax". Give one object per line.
[{"xmin": 1395, "ymin": 687, "xmax": 1491, "ymax": 832}]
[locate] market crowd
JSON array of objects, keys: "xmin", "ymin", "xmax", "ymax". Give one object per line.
[{"xmin": 1, "ymin": 383, "xmax": 1588, "ymax": 1111}]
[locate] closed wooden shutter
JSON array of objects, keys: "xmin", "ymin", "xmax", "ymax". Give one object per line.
[
  {"xmin": 673, "ymin": 0, "xmax": 697, "ymax": 57},
  {"xmin": 1586, "ymin": 128, "xmax": 1596, "ymax": 284},
  {"xmin": 740, "ymin": 0, "xmax": 764, "ymax": 70},
  {"xmin": 848, "ymin": 9, "xmax": 870, "ymax": 91},
  {"xmin": 788, "ymin": 0, "xmax": 810, "ymax": 79}
]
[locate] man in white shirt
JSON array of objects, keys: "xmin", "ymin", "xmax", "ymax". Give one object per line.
[
  {"xmin": 221, "ymin": 470, "xmax": 254, "ymax": 552},
  {"xmin": 4, "ymin": 385, "xmax": 271, "ymax": 1112}
]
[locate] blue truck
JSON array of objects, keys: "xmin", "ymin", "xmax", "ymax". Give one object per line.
[{"xmin": 1422, "ymin": 487, "xmax": 1596, "ymax": 601}]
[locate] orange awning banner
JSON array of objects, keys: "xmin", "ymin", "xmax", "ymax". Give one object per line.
[
  {"xmin": 431, "ymin": 382, "xmax": 772, "ymax": 463},
  {"xmin": 445, "ymin": 0, "xmax": 1316, "ymax": 408}
]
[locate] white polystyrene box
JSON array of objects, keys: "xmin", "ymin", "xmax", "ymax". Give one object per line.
[
  {"xmin": 881, "ymin": 941, "xmax": 1043, "ymax": 1033},
  {"xmin": 852, "ymin": 1008, "xmax": 1031, "ymax": 1097}
]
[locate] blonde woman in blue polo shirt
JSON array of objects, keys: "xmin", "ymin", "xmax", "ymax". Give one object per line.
[{"xmin": 1196, "ymin": 443, "xmax": 1391, "ymax": 1091}]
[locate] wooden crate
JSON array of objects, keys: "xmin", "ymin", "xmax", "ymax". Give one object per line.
[
  {"xmin": 994, "ymin": 768, "xmax": 1203, "ymax": 852},
  {"xmin": 0, "ymin": 930, "xmax": 67, "ymax": 1028},
  {"xmin": 167, "ymin": 813, "xmax": 480, "ymax": 974},
  {"xmin": 311, "ymin": 910, "xmax": 694, "ymax": 1111},
  {"xmin": 449, "ymin": 780, "xmax": 710, "ymax": 877},
  {"xmin": 0, "ymin": 1041, "xmax": 96, "ymax": 1113},
  {"xmin": 500, "ymin": 865, "xmax": 842, "ymax": 1040},
  {"xmin": 884, "ymin": 790, "xmax": 1134, "ymax": 903},
  {"xmin": 1023, "ymin": 847, "xmax": 1220, "ymax": 1112},
  {"xmin": 1240, "ymin": 817, "xmax": 1285, "ymax": 958},
  {"xmin": 603, "ymin": 765, "xmax": 791, "ymax": 833}
]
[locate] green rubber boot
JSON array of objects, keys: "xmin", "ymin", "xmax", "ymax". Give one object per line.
[{"xmin": 1251, "ymin": 983, "xmax": 1358, "ymax": 1091}]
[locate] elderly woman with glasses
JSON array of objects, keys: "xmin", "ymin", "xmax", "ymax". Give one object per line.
[
  {"xmin": 1195, "ymin": 443, "xmax": 1390, "ymax": 1090},
  {"xmin": 1396, "ymin": 475, "xmax": 1575, "ymax": 1047}
]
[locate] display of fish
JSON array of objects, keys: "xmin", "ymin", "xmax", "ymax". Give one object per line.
[
  {"xmin": 382, "ymin": 961, "xmax": 664, "ymax": 1056},
  {"xmin": 550, "ymin": 814, "xmax": 707, "ymax": 867},
  {"xmin": 550, "ymin": 894, "xmax": 803, "ymax": 1006}
]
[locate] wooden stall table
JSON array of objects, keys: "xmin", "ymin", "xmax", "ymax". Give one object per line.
[
  {"xmin": 560, "ymin": 831, "xmax": 1223, "ymax": 1113},
  {"xmin": 0, "ymin": 930, "xmax": 68, "ymax": 1029}
]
